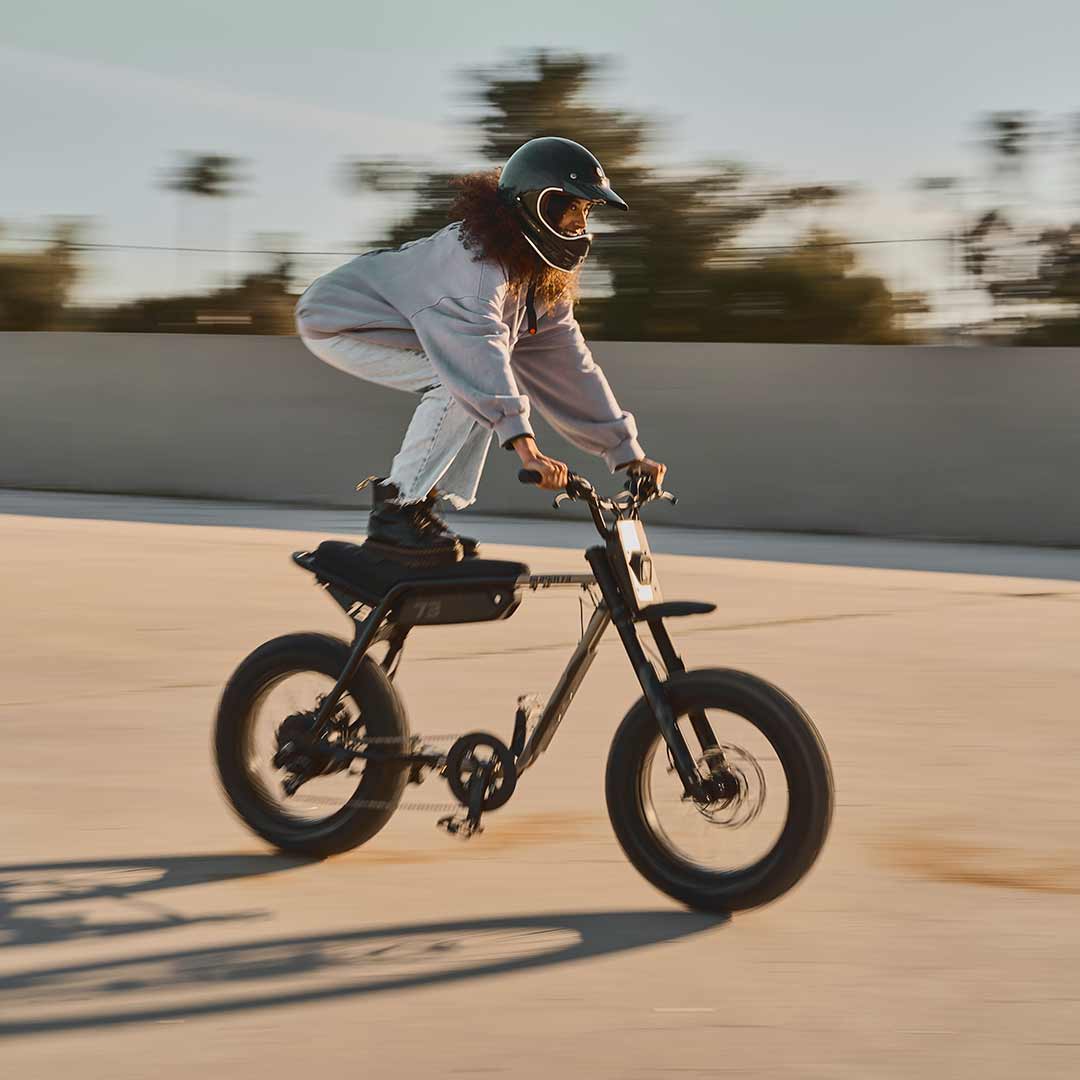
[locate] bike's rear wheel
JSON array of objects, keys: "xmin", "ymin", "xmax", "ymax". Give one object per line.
[
  {"xmin": 606, "ymin": 668, "xmax": 833, "ymax": 913},
  {"xmin": 215, "ymin": 633, "xmax": 409, "ymax": 857}
]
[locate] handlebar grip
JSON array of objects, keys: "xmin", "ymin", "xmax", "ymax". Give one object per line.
[{"xmin": 518, "ymin": 469, "xmax": 543, "ymax": 485}]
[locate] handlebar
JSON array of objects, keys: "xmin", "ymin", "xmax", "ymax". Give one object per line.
[
  {"xmin": 516, "ymin": 467, "xmax": 676, "ymax": 534},
  {"xmin": 516, "ymin": 468, "xmax": 595, "ymax": 496}
]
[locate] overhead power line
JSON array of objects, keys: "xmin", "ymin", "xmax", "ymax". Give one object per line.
[{"xmin": 8, "ymin": 235, "xmax": 955, "ymax": 256}]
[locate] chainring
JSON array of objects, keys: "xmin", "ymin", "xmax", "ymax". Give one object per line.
[{"xmin": 445, "ymin": 733, "xmax": 517, "ymax": 811}]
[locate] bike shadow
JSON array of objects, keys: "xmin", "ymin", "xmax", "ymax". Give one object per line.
[
  {"xmin": 0, "ymin": 852, "xmax": 309, "ymax": 949},
  {"xmin": 0, "ymin": 854, "xmax": 726, "ymax": 1038}
]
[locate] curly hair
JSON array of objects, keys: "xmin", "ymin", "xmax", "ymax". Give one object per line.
[{"xmin": 449, "ymin": 169, "xmax": 577, "ymax": 308}]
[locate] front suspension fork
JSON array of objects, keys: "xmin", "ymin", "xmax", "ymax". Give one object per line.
[
  {"xmin": 585, "ymin": 548, "xmax": 706, "ymax": 800},
  {"xmin": 646, "ymin": 617, "xmax": 719, "ymax": 757}
]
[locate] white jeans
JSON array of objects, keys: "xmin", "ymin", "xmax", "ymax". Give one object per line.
[{"xmin": 301, "ymin": 333, "xmax": 492, "ymax": 509}]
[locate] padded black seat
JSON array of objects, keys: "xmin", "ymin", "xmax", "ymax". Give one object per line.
[{"xmin": 309, "ymin": 540, "xmax": 529, "ymax": 602}]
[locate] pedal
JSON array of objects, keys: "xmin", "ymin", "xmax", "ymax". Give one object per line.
[{"xmin": 437, "ymin": 814, "xmax": 483, "ymax": 839}]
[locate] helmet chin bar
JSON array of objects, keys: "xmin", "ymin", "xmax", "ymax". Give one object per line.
[{"xmin": 520, "ymin": 229, "xmax": 590, "ymax": 272}]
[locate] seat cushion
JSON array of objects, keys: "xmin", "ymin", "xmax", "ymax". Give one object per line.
[{"xmin": 311, "ymin": 540, "xmax": 529, "ymax": 600}]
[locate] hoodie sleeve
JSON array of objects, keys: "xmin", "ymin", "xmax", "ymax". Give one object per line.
[
  {"xmin": 511, "ymin": 296, "xmax": 645, "ymax": 471},
  {"xmin": 408, "ymin": 292, "xmax": 536, "ymax": 448}
]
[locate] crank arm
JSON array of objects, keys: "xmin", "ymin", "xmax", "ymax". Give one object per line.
[{"xmin": 465, "ymin": 758, "xmax": 495, "ymax": 832}]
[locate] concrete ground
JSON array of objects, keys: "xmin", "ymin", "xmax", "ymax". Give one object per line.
[{"xmin": 1, "ymin": 491, "xmax": 1078, "ymax": 1078}]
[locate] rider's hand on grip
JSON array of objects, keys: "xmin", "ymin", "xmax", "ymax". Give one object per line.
[{"xmin": 513, "ymin": 441, "xmax": 569, "ymax": 490}]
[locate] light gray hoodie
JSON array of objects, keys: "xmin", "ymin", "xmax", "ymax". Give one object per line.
[{"xmin": 295, "ymin": 223, "xmax": 645, "ymax": 471}]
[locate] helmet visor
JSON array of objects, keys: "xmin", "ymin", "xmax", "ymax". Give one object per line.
[{"xmin": 563, "ymin": 175, "xmax": 629, "ymax": 212}]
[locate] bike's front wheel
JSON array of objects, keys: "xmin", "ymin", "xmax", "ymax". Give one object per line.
[{"xmin": 606, "ymin": 668, "xmax": 833, "ymax": 913}]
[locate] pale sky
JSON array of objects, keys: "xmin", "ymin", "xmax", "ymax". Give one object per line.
[{"xmin": 4, "ymin": 0, "xmax": 1079, "ymax": 308}]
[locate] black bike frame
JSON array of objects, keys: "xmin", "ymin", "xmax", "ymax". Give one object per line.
[
  {"xmin": 301, "ymin": 494, "xmax": 707, "ymax": 799},
  {"xmin": 515, "ymin": 597, "xmax": 610, "ymax": 772}
]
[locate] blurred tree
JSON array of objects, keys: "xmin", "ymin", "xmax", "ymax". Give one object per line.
[
  {"xmin": 341, "ymin": 51, "xmax": 914, "ymax": 344},
  {"xmin": 161, "ymin": 152, "xmax": 249, "ymax": 288},
  {"xmin": 0, "ymin": 221, "xmax": 84, "ymax": 330},
  {"xmin": 1069, "ymin": 113, "xmax": 1080, "ymax": 211},
  {"xmin": 163, "ymin": 153, "xmax": 247, "ymax": 199},
  {"xmin": 1004, "ymin": 224, "xmax": 1080, "ymax": 343},
  {"xmin": 593, "ymin": 230, "xmax": 918, "ymax": 344},
  {"xmin": 982, "ymin": 112, "xmax": 1036, "ymax": 188},
  {"xmin": 922, "ymin": 111, "xmax": 1080, "ymax": 342},
  {"xmin": 252, "ymin": 232, "xmax": 301, "ymax": 292},
  {"xmin": 912, "ymin": 175, "xmax": 966, "ymax": 295},
  {"xmin": 92, "ymin": 241, "xmax": 297, "ymax": 334},
  {"xmin": 341, "ymin": 158, "xmax": 422, "ymax": 194}
]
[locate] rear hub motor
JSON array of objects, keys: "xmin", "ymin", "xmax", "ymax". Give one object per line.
[{"xmin": 273, "ymin": 706, "xmax": 352, "ymax": 795}]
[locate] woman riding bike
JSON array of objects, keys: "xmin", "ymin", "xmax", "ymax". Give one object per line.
[{"xmin": 295, "ymin": 137, "xmax": 666, "ymax": 560}]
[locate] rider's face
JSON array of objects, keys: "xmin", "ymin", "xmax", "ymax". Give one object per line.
[{"xmin": 553, "ymin": 197, "xmax": 592, "ymax": 236}]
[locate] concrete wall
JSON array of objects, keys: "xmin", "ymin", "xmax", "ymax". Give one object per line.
[{"xmin": 2, "ymin": 331, "xmax": 1079, "ymax": 545}]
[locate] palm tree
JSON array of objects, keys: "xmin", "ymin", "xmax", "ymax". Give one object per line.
[
  {"xmin": 161, "ymin": 153, "xmax": 248, "ymax": 291},
  {"xmin": 980, "ymin": 112, "xmax": 1037, "ymax": 207}
]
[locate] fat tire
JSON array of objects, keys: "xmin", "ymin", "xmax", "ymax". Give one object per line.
[
  {"xmin": 606, "ymin": 668, "xmax": 833, "ymax": 913},
  {"xmin": 215, "ymin": 632, "xmax": 408, "ymax": 857}
]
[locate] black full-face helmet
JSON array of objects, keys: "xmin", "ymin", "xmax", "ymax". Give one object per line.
[{"xmin": 497, "ymin": 137, "xmax": 629, "ymax": 272}]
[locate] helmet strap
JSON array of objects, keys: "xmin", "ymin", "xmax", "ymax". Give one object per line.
[{"xmin": 525, "ymin": 275, "xmax": 538, "ymax": 335}]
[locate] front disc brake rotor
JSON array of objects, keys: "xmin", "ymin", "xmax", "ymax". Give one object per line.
[{"xmin": 693, "ymin": 744, "xmax": 767, "ymax": 828}]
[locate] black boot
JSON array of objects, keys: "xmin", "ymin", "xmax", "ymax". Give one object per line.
[
  {"xmin": 417, "ymin": 493, "xmax": 481, "ymax": 559},
  {"xmin": 363, "ymin": 479, "xmax": 462, "ymax": 562}
]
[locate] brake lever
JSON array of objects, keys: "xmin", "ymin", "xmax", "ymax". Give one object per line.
[
  {"xmin": 625, "ymin": 472, "xmax": 664, "ymax": 502},
  {"xmin": 553, "ymin": 492, "xmax": 572, "ymax": 509}
]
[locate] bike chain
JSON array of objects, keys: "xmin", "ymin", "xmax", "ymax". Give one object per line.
[
  {"xmin": 294, "ymin": 732, "xmax": 469, "ymax": 814},
  {"xmin": 293, "ymin": 694, "xmax": 542, "ymax": 816}
]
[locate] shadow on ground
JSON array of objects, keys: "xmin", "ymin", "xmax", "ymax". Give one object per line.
[{"xmin": 0, "ymin": 851, "xmax": 723, "ymax": 1038}]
